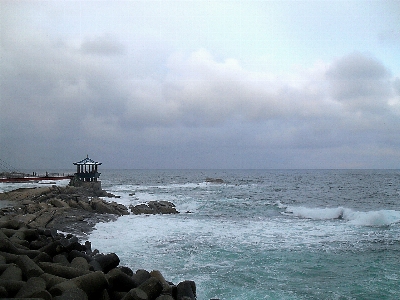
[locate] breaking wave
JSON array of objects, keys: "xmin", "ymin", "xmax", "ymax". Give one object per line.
[{"xmin": 284, "ymin": 205, "xmax": 400, "ymax": 226}]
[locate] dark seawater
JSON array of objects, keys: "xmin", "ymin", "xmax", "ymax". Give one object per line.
[
  {"xmin": 88, "ymin": 169, "xmax": 400, "ymax": 299},
  {"xmin": 3, "ymin": 170, "xmax": 400, "ymax": 299}
]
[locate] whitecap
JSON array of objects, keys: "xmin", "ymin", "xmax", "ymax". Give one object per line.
[
  {"xmin": 345, "ymin": 210, "xmax": 400, "ymax": 226},
  {"xmin": 284, "ymin": 205, "xmax": 400, "ymax": 226},
  {"xmin": 284, "ymin": 206, "xmax": 346, "ymax": 220}
]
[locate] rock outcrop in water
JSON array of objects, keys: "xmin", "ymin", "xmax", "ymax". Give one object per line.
[
  {"xmin": 130, "ymin": 201, "xmax": 179, "ymax": 215},
  {"xmin": 0, "ymin": 185, "xmax": 128, "ymax": 235},
  {"xmin": 0, "ymin": 184, "xmax": 179, "ymax": 235},
  {"xmin": 205, "ymin": 178, "xmax": 224, "ymax": 184},
  {"xmin": 0, "ymin": 217, "xmax": 196, "ymax": 299}
]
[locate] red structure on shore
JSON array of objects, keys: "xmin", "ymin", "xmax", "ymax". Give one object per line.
[
  {"xmin": 73, "ymin": 155, "xmax": 102, "ymax": 182},
  {"xmin": 0, "ymin": 174, "xmax": 74, "ymax": 183}
]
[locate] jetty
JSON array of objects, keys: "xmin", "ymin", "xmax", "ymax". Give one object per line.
[{"xmin": 0, "ymin": 156, "xmax": 196, "ymax": 299}]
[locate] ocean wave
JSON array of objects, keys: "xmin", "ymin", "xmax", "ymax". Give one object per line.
[{"xmin": 283, "ymin": 205, "xmax": 400, "ymax": 226}]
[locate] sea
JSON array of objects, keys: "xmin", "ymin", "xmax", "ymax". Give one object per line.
[{"xmin": 1, "ymin": 169, "xmax": 400, "ymax": 299}]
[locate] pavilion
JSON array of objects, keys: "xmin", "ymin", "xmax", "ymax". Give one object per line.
[{"xmin": 73, "ymin": 155, "xmax": 102, "ymax": 182}]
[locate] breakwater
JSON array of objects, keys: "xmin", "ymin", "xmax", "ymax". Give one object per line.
[
  {"xmin": 0, "ymin": 217, "xmax": 196, "ymax": 299},
  {"xmin": 0, "ymin": 183, "xmax": 196, "ymax": 299}
]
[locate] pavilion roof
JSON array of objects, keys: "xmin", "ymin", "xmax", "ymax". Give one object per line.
[{"xmin": 73, "ymin": 155, "xmax": 102, "ymax": 165}]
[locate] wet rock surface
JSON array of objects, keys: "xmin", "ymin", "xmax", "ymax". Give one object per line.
[
  {"xmin": 0, "ymin": 217, "xmax": 196, "ymax": 299},
  {"xmin": 130, "ymin": 201, "xmax": 179, "ymax": 215},
  {"xmin": 0, "ymin": 183, "xmax": 179, "ymax": 236},
  {"xmin": 0, "ymin": 185, "xmax": 126, "ymax": 236},
  {"xmin": 0, "ymin": 183, "xmax": 199, "ymax": 299}
]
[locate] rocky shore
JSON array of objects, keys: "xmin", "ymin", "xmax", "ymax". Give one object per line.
[
  {"xmin": 0, "ymin": 182, "xmax": 178, "ymax": 237},
  {"xmin": 0, "ymin": 182, "xmax": 196, "ymax": 299}
]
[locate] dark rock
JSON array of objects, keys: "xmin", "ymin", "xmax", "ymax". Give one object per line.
[
  {"xmin": 0, "ymin": 285, "xmax": 7, "ymax": 298},
  {"xmin": 15, "ymin": 276, "xmax": 47, "ymax": 298},
  {"xmin": 38, "ymin": 261, "xmax": 91, "ymax": 279},
  {"xmin": 53, "ymin": 287, "xmax": 89, "ymax": 300},
  {"xmin": 90, "ymin": 198, "xmax": 129, "ymax": 215},
  {"xmin": 176, "ymin": 280, "xmax": 196, "ymax": 300},
  {"xmin": 121, "ymin": 288, "xmax": 148, "ymax": 300},
  {"xmin": 130, "ymin": 201, "xmax": 179, "ymax": 215},
  {"xmin": 0, "ymin": 185, "xmax": 198, "ymax": 300},
  {"xmin": 84, "ymin": 241, "xmax": 92, "ymax": 255},
  {"xmin": 71, "ymin": 257, "xmax": 91, "ymax": 271},
  {"xmin": 107, "ymin": 268, "xmax": 137, "ymax": 292},
  {"xmin": 0, "ymin": 263, "xmax": 9, "ymax": 273},
  {"xmin": 30, "ymin": 235, "xmax": 52, "ymax": 250},
  {"xmin": 89, "ymin": 259, "xmax": 103, "ymax": 272},
  {"xmin": 37, "ymin": 227, "xmax": 58, "ymax": 238},
  {"xmin": 39, "ymin": 240, "xmax": 64, "ymax": 257},
  {"xmin": 155, "ymin": 295, "xmax": 175, "ymax": 300},
  {"xmin": 109, "ymin": 290, "xmax": 127, "ymax": 300},
  {"xmin": 119, "ymin": 266, "xmax": 134, "ymax": 276},
  {"xmin": 40, "ymin": 272, "xmax": 69, "ymax": 289},
  {"xmin": 0, "ymin": 263, "xmax": 22, "ymax": 281},
  {"xmin": 132, "ymin": 269, "xmax": 151, "ymax": 287},
  {"xmin": 53, "ymin": 253, "xmax": 70, "ymax": 266},
  {"xmin": 33, "ymin": 251, "xmax": 53, "ymax": 263},
  {"xmin": 148, "ymin": 201, "xmax": 179, "ymax": 214},
  {"xmin": 150, "ymin": 270, "xmax": 173, "ymax": 295},
  {"xmin": 60, "ymin": 236, "xmax": 86, "ymax": 253},
  {"xmin": 0, "ymin": 218, "xmax": 24, "ymax": 230},
  {"xmin": 95, "ymin": 252, "xmax": 120, "ymax": 273},
  {"xmin": 0, "ymin": 251, "xmax": 19, "ymax": 263},
  {"xmin": 0, "ymin": 238, "xmax": 41, "ymax": 258},
  {"xmin": 205, "ymin": 177, "xmax": 224, "ymax": 183},
  {"xmin": 130, "ymin": 203, "xmax": 154, "ymax": 215},
  {"xmin": 137, "ymin": 277, "xmax": 163, "ymax": 300},
  {"xmin": 31, "ymin": 289, "xmax": 54, "ymax": 300},
  {"xmin": 15, "ymin": 254, "xmax": 45, "ymax": 279},
  {"xmin": 68, "ymin": 249, "xmax": 94, "ymax": 263},
  {"xmin": 50, "ymin": 271, "xmax": 108, "ymax": 300},
  {"xmin": 0, "ymin": 278, "xmax": 25, "ymax": 297},
  {"xmin": 50, "ymin": 198, "xmax": 70, "ymax": 208}
]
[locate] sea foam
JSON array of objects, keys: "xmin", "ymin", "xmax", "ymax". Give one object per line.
[{"xmin": 284, "ymin": 205, "xmax": 400, "ymax": 226}]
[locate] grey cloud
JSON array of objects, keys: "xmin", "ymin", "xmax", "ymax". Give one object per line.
[
  {"xmin": 394, "ymin": 78, "xmax": 400, "ymax": 95},
  {"xmin": 1, "ymin": 19, "xmax": 400, "ymax": 169},
  {"xmin": 161, "ymin": 50, "xmax": 335, "ymax": 127},
  {"xmin": 1, "ymin": 29, "xmax": 127, "ymax": 144},
  {"xmin": 326, "ymin": 53, "xmax": 389, "ymax": 80},
  {"xmin": 326, "ymin": 53, "xmax": 392, "ymax": 111},
  {"xmin": 80, "ymin": 35, "xmax": 124, "ymax": 56}
]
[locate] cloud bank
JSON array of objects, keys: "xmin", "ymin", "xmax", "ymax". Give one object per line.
[{"xmin": 1, "ymin": 1, "xmax": 399, "ymax": 169}]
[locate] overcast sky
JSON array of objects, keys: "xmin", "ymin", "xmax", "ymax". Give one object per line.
[{"xmin": 1, "ymin": 0, "xmax": 400, "ymax": 170}]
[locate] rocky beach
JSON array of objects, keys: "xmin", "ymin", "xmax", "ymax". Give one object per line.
[{"xmin": 0, "ymin": 180, "xmax": 196, "ymax": 300}]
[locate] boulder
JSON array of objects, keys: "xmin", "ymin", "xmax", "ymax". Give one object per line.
[
  {"xmin": 0, "ymin": 186, "xmax": 198, "ymax": 300},
  {"xmin": 137, "ymin": 277, "xmax": 163, "ymax": 300},
  {"xmin": 94, "ymin": 252, "xmax": 120, "ymax": 273},
  {"xmin": 130, "ymin": 201, "xmax": 179, "ymax": 215},
  {"xmin": 14, "ymin": 276, "xmax": 48, "ymax": 299},
  {"xmin": 107, "ymin": 268, "xmax": 137, "ymax": 292},
  {"xmin": 49, "ymin": 271, "xmax": 108, "ymax": 299},
  {"xmin": 176, "ymin": 281, "xmax": 196, "ymax": 300},
  {"xmin": 38, "ymin": 261, "xmax": 91, "ymax": 279},
  {"xmin": 16, "ymin": 254, "xmax": 45, "ymax": 278},
  {"xmin": 0, "ymin": 263, "xmax": 22, "ymax": 281},
  {"xmin": 90, "ymin": 198, "xmax": 129, "ymax": 215},
  {"xmin": 149, "ymin": 201, "xmax": 179, "ymax": 214},
  {"xmin": 50, "ymin": 199, "xmax": 70, "ymax": 208},
  {"xmin": 205, "ymin": 177, "xmax": 224, "ymax": 183}
]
